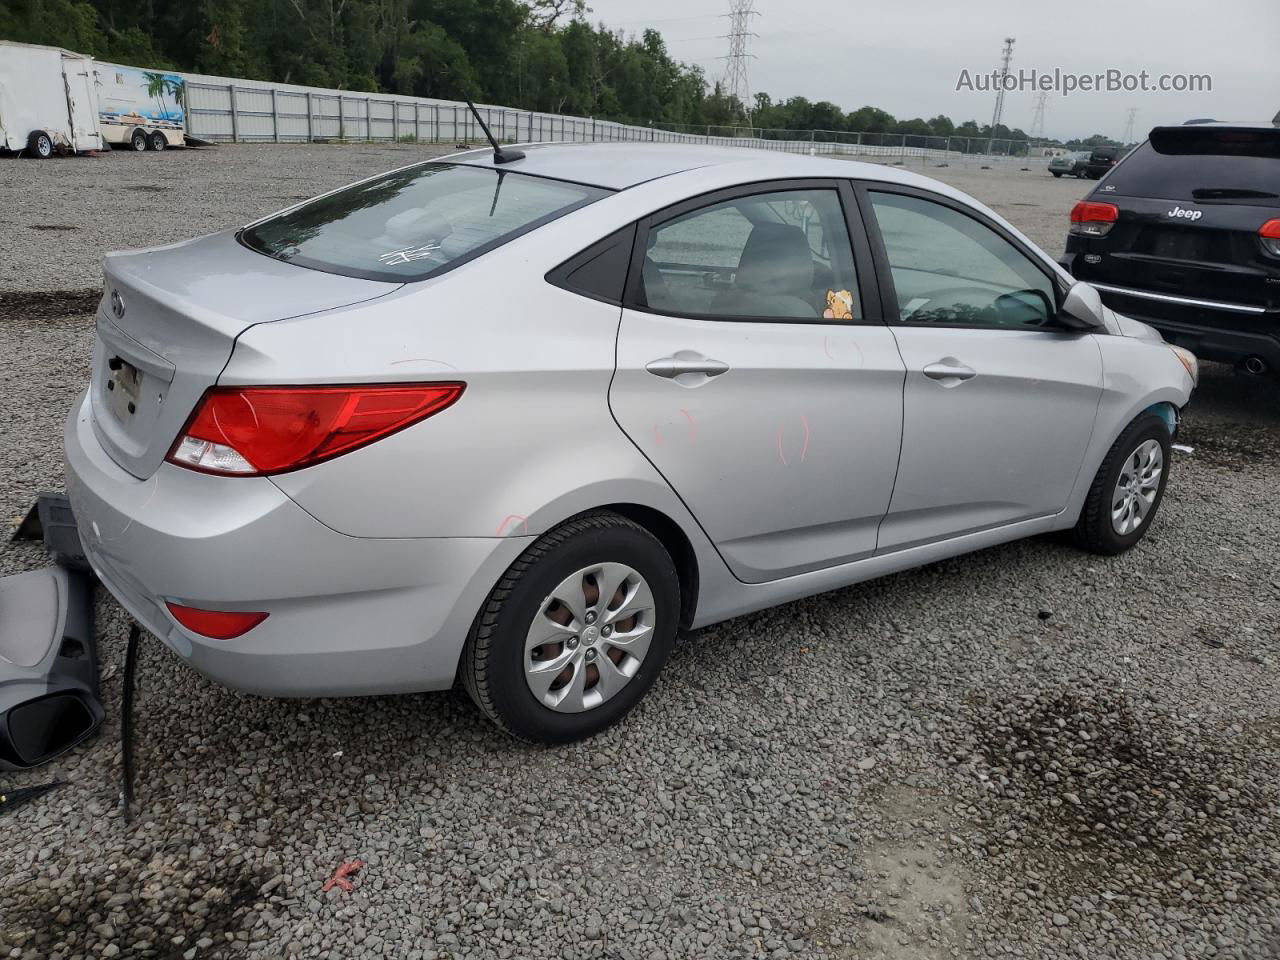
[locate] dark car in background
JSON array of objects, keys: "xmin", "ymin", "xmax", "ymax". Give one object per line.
[
  {"xmin": 1048, "ymin": 151, "xmax": 1091, "ymax": 178},
  {"xmin": 1063, "ymin": 122, "xmax": 1280, "ymax": 375},
  {"xmin": 1083, "ymin": 145, "xmax": 1122, "ymax": 179}
]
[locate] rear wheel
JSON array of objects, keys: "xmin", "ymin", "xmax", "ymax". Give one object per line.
[
  {"xmin": 27, "ymin": 130, "xmax": 54, "ymax": 159},
  {"xmin": 129, "ymin": 129, "xmax": 147, "ymax": 151},
  {"xmin": 1072, "ymin": 413, "xmax": 1171, "ymax": 555},
  {"xmin": 461, "ymin": 512, "xmax": 680, "ymax": 742},
  {"xmin": 146, "ymin": 131, "xmax": 167, "ymax": 152}
]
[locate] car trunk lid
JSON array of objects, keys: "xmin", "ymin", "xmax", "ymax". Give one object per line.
[{"xmin": 91, "ymin": 230, "xmax": 398, "ymax": 478}]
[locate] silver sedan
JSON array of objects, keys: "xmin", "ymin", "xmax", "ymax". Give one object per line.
[{"xmin": 65, "ymin": 143, "xmax": 1197, "ymax": 741}]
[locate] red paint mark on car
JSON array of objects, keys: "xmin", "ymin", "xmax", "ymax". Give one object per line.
[{"xmin": 496, "ymin": 514, "xmax": 529, "ymax": 536}]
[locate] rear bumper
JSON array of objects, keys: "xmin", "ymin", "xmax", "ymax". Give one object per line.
[{"xmin": 63, "ymin": 391, "xmax": 529, "ymax": 696}]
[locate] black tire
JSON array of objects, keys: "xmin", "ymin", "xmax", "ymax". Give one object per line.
[
  {"xmin": 129, "ymin": 129, "xmax": 148, "ymax": 151},
  {"xmin": 1051, "ymin": 171, "xmax": 1063, "ymax": 178},
  {"xmin": 461, "ymin": 512, "xmax": 680, "ymax": 743},
  {"xmin": 1072, "ymin": 413, "xmax": 1172, "ymax": 555},
  {"xmin": 146, "ymin": 131, "xmax": 167, "ymax": 152},
  {"xmin": 27, "ymin": 130, "xmax": 54, "ymax": 159}
]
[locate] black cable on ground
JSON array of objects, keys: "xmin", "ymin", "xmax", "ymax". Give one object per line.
[
  {"xmin": 0, "ymin": 781, "xmax": 65, "ymax": 816},
  {"xmin": 121, "ymin": 622, "xmax": 140, "ymax": 822}
]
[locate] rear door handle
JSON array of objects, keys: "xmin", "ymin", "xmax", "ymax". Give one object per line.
[
  {"xmin": 646, "ymin": 354, "xmax": 730, "ymax": 381},
  {"xmin": 923, "ymin": 360, "xmax": 977, "ymax": 383}
]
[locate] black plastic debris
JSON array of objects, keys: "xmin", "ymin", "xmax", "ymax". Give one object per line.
[
  {"xmin": 0, "ymin": 565, "xmax": 102, "ymax": 771},
  {"xmin": 3, "ymin": 492, "xmax": 101, "ymax": 773},
  {"xmin": 12, "ymin": 492, "xmax": 89, "ymax": 571}
]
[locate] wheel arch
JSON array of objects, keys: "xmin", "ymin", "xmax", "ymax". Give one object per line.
[
  {"xmin": 1060, "ymin": 384, "xmax": 1189, "ymax": 528},
  {"xmin": 602, "ymin": 502, "xmax": 700, "ymax": 630}
]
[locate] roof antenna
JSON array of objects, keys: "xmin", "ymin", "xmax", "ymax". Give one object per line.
[{"xmin": 464, "ymin": 98, "xmax": 525, "ymax": 164}]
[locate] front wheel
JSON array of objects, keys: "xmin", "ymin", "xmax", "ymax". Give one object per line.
[
  {"xmin": 1051, "ymin": 171, "xmax": 1063, "ymax": 178},
  {"xmin": 461, "ymin": 512, "xmax": 680, "ymax": 742},
  {"xmin": 1072, "ymin": 413, "xmax": 1171, "ymax": 555},
  {"xmin": 129, "ymin": 129, "xmax": 148, "ymax": 151}
]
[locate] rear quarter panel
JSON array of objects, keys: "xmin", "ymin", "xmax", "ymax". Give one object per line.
[{"xmin": 219, "ymin": 190, "xmax": 728, "ymax": 566}]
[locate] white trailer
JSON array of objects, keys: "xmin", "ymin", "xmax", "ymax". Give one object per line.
[
  {"xmin": 0, "ymin": 41, "xmax": 104, "ymax": 157},
  {"xmin": 95, "ymin": 61, "xmax": 186, "ymax": 151}
]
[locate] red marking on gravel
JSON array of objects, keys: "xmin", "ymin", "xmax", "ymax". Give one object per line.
[{"xmin": 322, "ymin": 860, "xmax": 365, "ymax": 893}]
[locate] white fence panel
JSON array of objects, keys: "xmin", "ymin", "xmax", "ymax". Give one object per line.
[{"xmin": 175, "ymin": 68, "xmax": 1038, "ymax": 161}]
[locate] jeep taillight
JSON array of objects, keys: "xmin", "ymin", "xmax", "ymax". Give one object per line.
[
  {"xmin": 166, "ymin": 383, "xmax": 465, "ymax": 476},
  {"xmin": 1070, "ymin": 201, "xmax": 1119, "ymax": 238},
  {"xmin": 1260, "ymin": 218, "xmax": 1280, "ymax": 258}
]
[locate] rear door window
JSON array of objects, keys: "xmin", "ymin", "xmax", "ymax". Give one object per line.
[
  {"xmin": 241, "ymin": 163, "xmax": 610, "ymax": 282},
  {"xmin": 637, "ymin": 188, "xmax": 862, "ymax": 322},
  {"xmin": 1104, "ymin": 132, "xmax": 1280, "ymax": 206}
]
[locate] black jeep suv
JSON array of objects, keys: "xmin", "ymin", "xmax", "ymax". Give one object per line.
[
  {"xmin": 1063, "ymin": 122, "xmax": 1280, "ymax": 375},
  {"xmin": 1083, "ymin": 145, "xmax": 1122, "ymax": 179}
]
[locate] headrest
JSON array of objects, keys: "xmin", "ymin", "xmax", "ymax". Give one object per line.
[{"xmin": 734, "ymin": 223, "xmax": 814, "ymax": 297}]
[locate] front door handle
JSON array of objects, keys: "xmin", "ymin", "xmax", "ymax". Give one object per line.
[
  {"xmin": 646, "ymin": 353, "xmax": 730, "ymax": 384},
  {"xmin": 923, "ymin": 360, "xmax": 977, "ymax": 384}
]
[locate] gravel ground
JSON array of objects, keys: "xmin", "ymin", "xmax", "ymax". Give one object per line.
[{"xmin": 1, "ymin": 144, "xmax": 1278, "ymax": 960}]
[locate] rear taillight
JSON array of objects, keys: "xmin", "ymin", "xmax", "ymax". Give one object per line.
[
  {"xmin": 166, "ymin": 383, "xmax": 464, "ymax": 476},
  {"xmin": 1260, "ymin": 218, "xmax": 1280, "ymax": 258},
  {"xmin": 1070, "ymin": 201, "xmax": 1119, "ymax": 238},
  {"xmin": 166, "ymin": 602, "xmax": 268, "ymax": 639}
]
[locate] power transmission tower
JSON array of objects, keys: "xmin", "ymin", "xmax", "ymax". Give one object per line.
[
  {"xmin": 1029, "ymin": 92, "xmax": 1048, "ymax": 144},
  {"xmin": 987, "ymin": 37, "xmax": 1015, "ymax": 154},
  {"xmin": 1122, "ymin": 107, "xmax": 1138, "ymax": 144},
  {"xmin": 721, "ymin": 0, "xmax": 758, "ymax": 127}
]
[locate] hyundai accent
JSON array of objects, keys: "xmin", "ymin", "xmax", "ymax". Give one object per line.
[{"xmin": 65, "ymin": 143, "xmax": 1197, "ymax": 741}]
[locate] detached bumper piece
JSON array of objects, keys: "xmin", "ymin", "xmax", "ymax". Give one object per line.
[
  {"xmin": 13, "ymin": 491, "xmax": 89, "ymax": 570},
  {"xmin": 0, "ymin": 562, "xmax": 102, "ymax": 772}
]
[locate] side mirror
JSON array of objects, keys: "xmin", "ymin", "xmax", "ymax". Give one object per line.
[{"xmin": 1058, "ymin": 281, "xmax": 1107, "ymax": 330}]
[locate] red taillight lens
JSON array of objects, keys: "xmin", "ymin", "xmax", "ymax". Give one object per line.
[
  {"xmin": 166, "ymin": 602, "xmax": 268, "ymax": 639},
  {"xmin": 1069, "ymin": 201, "xmax": 1119, "ymax": 238},
  {"xmin": 1260, "ymin": 218, "xmax": 1280, "ymax": 257},
  {"xmin": 166, "ymin": 383, "xmax": 464, "ymax": 476}
]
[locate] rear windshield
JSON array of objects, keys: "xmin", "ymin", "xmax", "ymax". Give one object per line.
[
  {"xmin": 241, "ymin": 162, "xmax": 610, "ymax": 282},
  {"xmin": 1104, "ymin": 131, "xmax": 1280, "ymax": 207}
]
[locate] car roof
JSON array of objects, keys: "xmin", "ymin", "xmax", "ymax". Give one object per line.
[{"xmin": 451, "ymin": 141, "xmax": 936, "ymax": 191}]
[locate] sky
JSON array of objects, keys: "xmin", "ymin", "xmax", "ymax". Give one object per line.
[{"xmin": 583, "ymin": 0, "xmax": 1280, "ymax": 141}]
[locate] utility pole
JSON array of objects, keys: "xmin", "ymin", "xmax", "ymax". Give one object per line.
[
  {"xmin": 987, "ymin": 37, "xmax": 1015, "ymax": 154},
  {"xmin": 1122, "ymin": 107, "xmax": 1138, "ymax": 145},
  {"xmin": 721, "ymin": 0, "xmax": 759, "ymax": 129}
]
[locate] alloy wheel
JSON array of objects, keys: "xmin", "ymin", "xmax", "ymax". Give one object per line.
[
  {"xmin": 1111, "ymin": 438, "xmax": 1163, "ymax": 535},
  {"xmin": 524, "ymin": 562, "xmax": 655, "ymax": 713}
]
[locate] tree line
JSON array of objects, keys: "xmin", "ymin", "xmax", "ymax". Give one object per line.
[{"xmin": 3, "ymin": 0, "xmax": 1110, "ymax": 148}]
